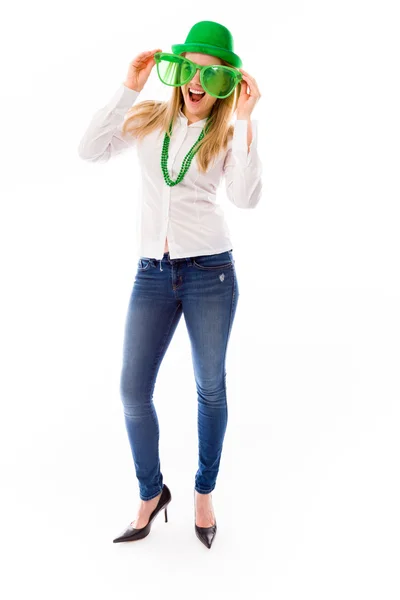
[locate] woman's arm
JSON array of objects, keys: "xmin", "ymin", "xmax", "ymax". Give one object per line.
[
  {"xmin": 77, "ymin": 84, "xmax": 140, "ymax": 162},
  {"xmin": 222, "ymin": 119, "xmax": 263, "ymax": 209}
]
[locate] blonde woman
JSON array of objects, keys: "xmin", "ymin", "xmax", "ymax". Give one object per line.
[{"xmin": 78, "ymin": 20, "xmax": 262, "ymax": 549}]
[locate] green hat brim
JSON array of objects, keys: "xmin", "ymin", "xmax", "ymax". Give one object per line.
[{"xmin": 171, "ymin": 43, "xmax": 242, "ymax": 68}]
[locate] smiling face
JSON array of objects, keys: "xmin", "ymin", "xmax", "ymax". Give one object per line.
[{"xmin": 181, "ymin": 52, "xmax": 223, "ymax": 123}]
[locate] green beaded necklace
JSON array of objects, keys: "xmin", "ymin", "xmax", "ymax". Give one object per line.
[{"xmin": 161, "ymin": 115, "xmax": 211, "ymax": 187}]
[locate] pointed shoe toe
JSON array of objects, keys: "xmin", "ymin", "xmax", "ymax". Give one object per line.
[
  {"xmin": 113, "ymin": 521, "xmax": 151, "ymax": 543},
  {"xmin": 113, "ymin": 483, "xmax": 172, "ymax": 543},
  {"xmin": 195, "ymin": 522, "xmax": 217, "ymax": 549}
]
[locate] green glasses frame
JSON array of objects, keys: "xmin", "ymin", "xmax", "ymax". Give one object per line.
[{"xmin": 154, "ymin": 52, "xmax": 243, "ymax": 99}]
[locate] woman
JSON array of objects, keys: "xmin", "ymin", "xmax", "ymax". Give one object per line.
[{"xmin": 78, "ymin": 20, "xmax": 262, "ymax": 549}]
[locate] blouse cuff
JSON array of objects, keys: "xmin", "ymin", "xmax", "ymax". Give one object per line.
[{"xmin": 104, "ymin": 84, "xmax": 141, "ymax": 116}]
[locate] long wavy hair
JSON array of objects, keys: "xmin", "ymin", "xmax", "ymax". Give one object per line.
[{"xmin": 121, "ymin": 53, "xmax": 241, "ymax": 173}]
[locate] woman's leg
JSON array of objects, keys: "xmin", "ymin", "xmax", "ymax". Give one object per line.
[
  {"xmin": 119, "ymin": 258, "xmax": 183, "ymax": 501},
  {"xmin": 181, "ymin": 251, "xmax": 239, "ymax": 494}
]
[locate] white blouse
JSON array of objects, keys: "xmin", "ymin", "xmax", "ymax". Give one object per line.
[{"xmin": 78, "ymin": 83, "xmax": 263, "ymax": 259}]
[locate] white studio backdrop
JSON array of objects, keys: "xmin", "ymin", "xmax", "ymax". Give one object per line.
[{"xmin": 0, "ymin": 1, "xmax": 399, "ymax": 599}]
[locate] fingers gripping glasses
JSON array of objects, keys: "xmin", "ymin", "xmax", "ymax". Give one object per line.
[{"xmin": 154, "ymin": 52, "xmax": 242, "ymax": 99}]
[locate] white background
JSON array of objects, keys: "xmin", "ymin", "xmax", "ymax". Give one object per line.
[{"xmin": 1, "ymin": 1, "xmax": 399, "ymax": 598}]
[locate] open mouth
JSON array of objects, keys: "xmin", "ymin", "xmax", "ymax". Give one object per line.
[{"xmin": 188, "ymin": 89, "xmax": 206, "ymax": 104}]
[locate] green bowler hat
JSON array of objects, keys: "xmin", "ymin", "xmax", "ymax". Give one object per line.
[{"xmin": 171, "ymin": 20, "xmax": 243, "ymax": 68}]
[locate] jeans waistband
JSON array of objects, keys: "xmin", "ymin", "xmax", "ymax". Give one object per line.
[
  {"xmin": 142, "ymin": 250, "xmax": 233, "ymax": 272},
  {"xmin": 159, "ymin": 249, "xmax": 232, "ymax": 263}
]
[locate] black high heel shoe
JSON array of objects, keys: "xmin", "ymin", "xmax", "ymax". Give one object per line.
[
  {"xmin": 194, "ymin": 490, "xmax": 217, "ymax": 549},
  {"xmin": 113, "ymin": 483, "xmax": 171, "ymax": 543}
]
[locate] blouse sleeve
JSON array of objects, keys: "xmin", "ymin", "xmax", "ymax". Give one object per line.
[
  {"xmin": 222, "ymin": 119, "xmax": 263, "ymax": 208},
  {"xmin": 77, "ymin": 84, "xmax": 141, "ymax": 162}
]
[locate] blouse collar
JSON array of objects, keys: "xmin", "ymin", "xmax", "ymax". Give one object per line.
[{"xmin": 178, "ymin": 107, "xmax": 209, "ymax": 128}]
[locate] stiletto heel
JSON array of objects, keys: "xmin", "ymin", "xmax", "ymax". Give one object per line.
[
  {"xmin": 113, "ymin": 483, "xmax": 172, "ymax": 543},
  {"xmin": 194, "ymin": 489, "xmax": 217, "ymax": 549}
]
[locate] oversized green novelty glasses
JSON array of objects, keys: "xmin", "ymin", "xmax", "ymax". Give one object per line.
[{"xmin": 154, "ymin": 52, "xmax": 242, "ymax": 99}]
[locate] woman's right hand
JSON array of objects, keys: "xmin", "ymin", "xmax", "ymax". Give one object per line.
[{"xmin": 123, "ymin": 49, "xmax": 162, "ymax": 92}]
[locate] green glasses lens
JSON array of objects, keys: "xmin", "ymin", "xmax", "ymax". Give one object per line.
[
  {"xmin": 202, "ymin": 66, "xmax": 236, "ymax": 97},
  {"xmin": 155, "ymin": 53, "xmax": 238, "ymax": 98},
  {"xmin": 156, "ymin": 54, "xmax": 192, "ymax": 86}
]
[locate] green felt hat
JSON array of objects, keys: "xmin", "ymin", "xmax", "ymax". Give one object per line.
[{"xmin": 171, "ymin": 20, "xmax": 242, "ymax": 69}]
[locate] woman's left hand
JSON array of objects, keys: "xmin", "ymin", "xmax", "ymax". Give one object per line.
[{"xmin": 236, "ymin": 68, "xmax": 261, "ymax": 119}]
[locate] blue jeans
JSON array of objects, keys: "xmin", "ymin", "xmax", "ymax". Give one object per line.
[{"xmin": 119, "ymin": 249, "xmax": 239, "ymax": 500}]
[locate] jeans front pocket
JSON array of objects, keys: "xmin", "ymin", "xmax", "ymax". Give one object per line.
[
  {"xmin": 192, "ymin": 250, "xmax": 234, "ymax": 271},
  {"xmin": 137, "ymin": 257, "xmax": 153, "ymax": 271}
]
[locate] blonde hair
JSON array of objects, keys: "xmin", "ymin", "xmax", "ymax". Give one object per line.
[{"xmin": 121, "ymin": 54, "xmax": 241, "ymax": 173}]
